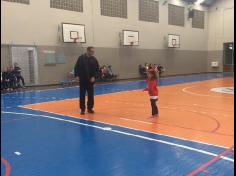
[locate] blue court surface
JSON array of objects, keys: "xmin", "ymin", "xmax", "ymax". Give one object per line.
[{"xmin": 1, "ymin": 73, "xmax": 234, "ymax": 176}]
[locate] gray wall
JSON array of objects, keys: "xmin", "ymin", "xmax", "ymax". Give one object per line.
[
  {"xmin": 1, "ymin": 0, "xmax": 232, "ymax": 85},
  {"xmin": 96, "ymin": 48, "xmax": 208, "ymax": 79},
  {"xmin": 0, "ymin": 46, "xmax": 209, "ymax": 84},
  {"xmin": 1, "ymin": 45, "xmax": 11, "ymax": 71}
]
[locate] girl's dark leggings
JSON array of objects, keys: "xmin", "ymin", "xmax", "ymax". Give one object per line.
[{"xmin": 150, "ymin": 99, "xmax": 158, "ymax": 115}]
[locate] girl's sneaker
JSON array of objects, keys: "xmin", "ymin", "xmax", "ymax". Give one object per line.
[{"xmin": 153, "ymin": 114, "xmax": 159, "ymax": 118}]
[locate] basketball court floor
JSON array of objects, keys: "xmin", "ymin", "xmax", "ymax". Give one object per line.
[{"xmin": 1, "ymin": 73, "xmax": 234, "ymax": 176}]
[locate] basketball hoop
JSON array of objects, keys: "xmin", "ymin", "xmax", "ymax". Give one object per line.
[
  {"xmin": 172, "ymin": 39, "xmax": 176, "ymax": 48},
  {"xmin": 130, "ymin": 41, "xmax": 134, "ymax": 46},
  {"xmin": 74, "ymin": 37, "xmax": 80, "ymax": 43}
]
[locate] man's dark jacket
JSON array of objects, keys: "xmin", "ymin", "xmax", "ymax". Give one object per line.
[{"xmin": 74, "ymin": 54, "xmax": 99, "ymax": 84}]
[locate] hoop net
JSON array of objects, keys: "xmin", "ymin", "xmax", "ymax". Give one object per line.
[
  {"xmin": 172, "ymin": 39, "xmax": 177, "ymax": 48},
  {"xmin": 73, "ymin": 37, "xmax": 80, "ymax": 43},
  {"xmin": 129, "ymin": 41, "xmax": 138, "ymax": 46}
]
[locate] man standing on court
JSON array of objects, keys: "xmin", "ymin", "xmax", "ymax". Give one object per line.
[{"xmin": 74, "ymin": 47, "xmax": 100, "ymax": 115}]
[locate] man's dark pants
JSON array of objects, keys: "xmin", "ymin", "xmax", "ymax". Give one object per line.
[{"xmin": 79, "ymin": 82, "xmax": 94, "ymax": 111}]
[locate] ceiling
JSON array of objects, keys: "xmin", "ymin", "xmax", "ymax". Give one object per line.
[
  {"xmin": 201, "ymin": 0, "xmax": 216, "ymax": 6},
  {"xmin": 182, "ymin": 0, "xmax": 216, "ymax": 6}
]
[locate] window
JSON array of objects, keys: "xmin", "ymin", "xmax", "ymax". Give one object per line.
[
  {"xmin": 139, "ymin": 0, "xmax": 159, "ymax": 23},
  {"xmin": 50, "ymin": 0, "xmax": 83, "ymax": 12},
  {"xmin": 2, "ymin": 0, "xmax": 29, "ymax": 4},
  {"xmin": 192, "ymin": 10, "xmax": 205, "ymax": 29},
  {"xmin": 168, "ymin": 4, "xmax": 185, "ymax": 27},
  {"xmin": 101, "ymin": 0, "xmax": 127, "ymax": 19}
]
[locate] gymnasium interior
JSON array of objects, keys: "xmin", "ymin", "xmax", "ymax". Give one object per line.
[{"xmin": 1, "ymin": 0, "xmax": 234, "ymax": 175}]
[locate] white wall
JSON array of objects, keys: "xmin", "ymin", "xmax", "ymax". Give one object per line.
[
  {"xmin": 1, "ymin": 0, "xmax": 208, "ymax": 50},
  {"xmin": 206, "ymin": 0, "xmax": 234, "ymax": 72},
  {"xmin": 1, "ymin": 0, "xmax": 93, "ymax": 46},
  {"xmin": 207, "ymin": 0, "xmax": 234, "ymax": 50}
]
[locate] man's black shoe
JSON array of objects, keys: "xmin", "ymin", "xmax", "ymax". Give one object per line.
[
  {"xmin": 80, "ymin": 111, "xmax": 85, "ymax": 115},
  {"xmin": 87, "ymin": 109, "xmax": 94, "ymax": 114}
]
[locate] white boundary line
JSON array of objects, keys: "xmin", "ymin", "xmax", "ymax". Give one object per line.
[
  {"xmin": 1, "ymin": 85, "xmax": 79, "ymax": 95},
  {"xmin": 2, "ymin": 74, "xmax": 232, "ymax": 96},
  {"xmin": 1, "ymin": 80, "xmax": 144, "ymax": 96},
  {"xmin": 120, "ymin": 118, "xmax": 153, "ymax": 124},
  {"xmin": 1, "ymin": 116, "xmax": 34, "ymax": 123},
  {"xmin": 1, "ymin": 111, "xmax": 234, "ymax": 163},
  {"xmin": 182, "ymin": 86, "xmax": 234, "ymax": 98},
  {"xmin": 17, "ymin": 106, "xmax": 230, "ymax": 149}
]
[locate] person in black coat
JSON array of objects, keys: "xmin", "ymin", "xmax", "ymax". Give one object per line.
[
  {"xmin": 14, "ymin": 62, "xmax": 25, "ymax": 88},
  {"xmin": 74, "ymin": 47, "xmax": 100, "ymax": 115},
  {"xmin": 157, "ymin": 64, "xmax": 165, "ymax": 77},
  {"xmin": 2, "ymin": 67, "xmax": 16, "ymax": 91},
  {"xmin": 2, "ymin": 68, "xmax": 8, "ymax": 90}
]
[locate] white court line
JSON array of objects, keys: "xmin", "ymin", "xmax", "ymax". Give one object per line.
[
  {"xmin": 1, "ymin": 80, "xmax": 145, "ymax": 96},
  {"xmin": 161, "ymin": 77, "xmax": 232, "ymax": 88},
  {"xmin": 14, "ymin": 151, "xmax": 21, "ymax": 156},
  {"xmin": 1, "ymin": 116, "xmax": 34, "ymax": 123},
  {"xmin": 2, "ymin": 74, "xmax": 231, "ymax": 96},
  {"xmin": 120, "ymin": 118, "xmax": 153, "ymax": 124},
  {"xmin": 182, "ymin": 86, "xmax": 233, "ymax": 98},
  {"xmin": 2, "ymin": 111, "xmax": 233, "ymax": 163},
  {"xmin": 1, "ymin": 86, "xmax": 79, "ymax": 96},
  {"xmin": 18, "ymin": 106, "xmax": 230, "ymax": 149}
]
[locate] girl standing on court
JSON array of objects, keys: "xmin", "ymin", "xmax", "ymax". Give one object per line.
[{"xmin": 143, "ymin": 69, "xmax": 159, "ymax": 118}]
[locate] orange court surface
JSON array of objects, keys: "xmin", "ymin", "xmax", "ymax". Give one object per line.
[{"xmin": 24, "ymin": 78, "xmax": 234, "ymax": 148}]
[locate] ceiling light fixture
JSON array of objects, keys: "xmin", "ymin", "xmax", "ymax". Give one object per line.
[{"xmin": 195, "ymin": 0, "xmax": 205, "ymax": 4}]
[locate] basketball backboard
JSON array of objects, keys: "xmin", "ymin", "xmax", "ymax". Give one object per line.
[
  {"xmin": 122, "ymin": 30, "xmax": 139, "ymax": 46},
  {"xmin": 168, "ymin": 34, "xmax": 180, "ymax": 48},
  {"xmin": 62, "ymin": 23, "xmax": 86, "ymax": 43}
]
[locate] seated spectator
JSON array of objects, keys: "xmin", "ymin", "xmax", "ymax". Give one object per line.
[
  {"xmin": 107, "ymin": 65, "xmax": 112, "ymax": 77},
  {"xmin": 157, "ymin": 64, "xmax": 165, "ymax": 77},
  {"xmin": 110, "ymin": 65, "xmax": 118, "ymax": 80},
  {"xmin": 138, "ymin": 64, "xmax": 147, "ymax": 77},
  {"xmin": 152, "ymin": 64, "xmax": 158, "ymax": 72},
  {"xmin": 60, "ymin": 69, "xmax": 78, "ymax": 86},
  {"xmin": 97, "ymin": 65, "xmax": 117, "ymax": 82},
  {"xmin": 138, "ymin": 65, "xmax": 143, "ymax": 75},
  {"xmin": 9, "ymin": 66, "xmax": 17, "ymax": 90},
  {"xmin": 148, "ymin": 63, "xmax": 153, "ymax": 70},
  {"xmin": 2, "ymin": 68, "xmax": 8, "ymax": 91},
  {"xmin": 144, "ymin": 63, "xmax": 149, "ymax": 71},
  {"xmin": 14, "ymin": 62, "xmax": 25, "ymax": 88},
  {"xmin": 70, "ymin": 69, "xmax": 75, "ymax": 77},
  {"xmin": 1, "ymin": 71, "xmax": 4, "ymax": 90},
  {"xmin": 101, "ymin": 65, "xmax": 108, "ymax": 80},
  {"xmin": 107, "ymin": 65, "xmax": 117, "ymax": 78},
  {"xmin": 2, "ymin": 67, "xmax": 16, "ymax": 91},
  {"xmin": 67, "ymin": 69, "xmax": 75, "ymax": 80}
]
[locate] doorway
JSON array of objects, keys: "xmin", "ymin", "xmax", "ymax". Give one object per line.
[
  {"xmin": 11, "ymin": 46, "xmax": 39, "ymax": 85},
  {"xmin": 223, "ymin": 42, "xmax": 234, "ymax": 72}
]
